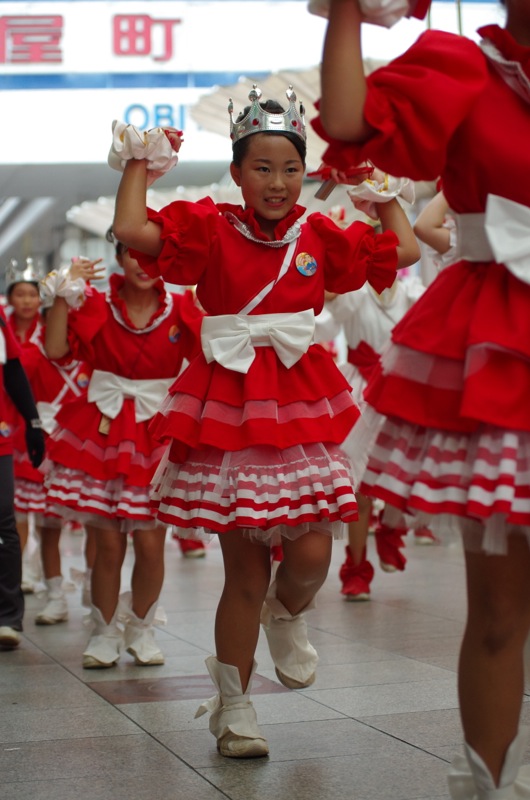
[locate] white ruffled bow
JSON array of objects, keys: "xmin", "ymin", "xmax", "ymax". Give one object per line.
[
  {"xmin": 308, "ymin": 0, "xmax": 410, "ymax": 28},
  {"xmin": 108, "ymin": 120, "xmax": 179, "ymax": 185},
  {"xmin": 201, "ymin": 310, "xmax": 316, "ymax": 374}
]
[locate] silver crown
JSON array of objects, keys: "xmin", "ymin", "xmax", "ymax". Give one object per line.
[
  {"xmin": 229, "ymin": 85, "xmax": 306, "ymax": 145},
  {"xmin": 5, "ymin": 257, "xmax": 46, "ymax": 290}
]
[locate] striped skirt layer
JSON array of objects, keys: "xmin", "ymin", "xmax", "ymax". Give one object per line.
[
  {"xmin": 151, "ymin": 441, "xmax": 358, "ymax": 543},
  {"xmin": 359, "ymin": 410, "xmax": 530, "ymax": 554},
  {"xmin": 45, "ymin": 467, "xmax": 163, "ymax": 533}
]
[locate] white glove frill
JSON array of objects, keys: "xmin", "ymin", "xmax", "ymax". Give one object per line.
[
  {"xmin": 40, "ymin": 267, "xmax": 87, "ymax": 309},
  {"xmin": 308, "ymin": 0, "xmax": 410, "ymax": 28},
  {"xmin": 347, "ymin": 176, "xmax": 415, "ymax": 220},
  {"xmin": 108, "ymin": 120, "xmax": 179, "ymax": 186}
]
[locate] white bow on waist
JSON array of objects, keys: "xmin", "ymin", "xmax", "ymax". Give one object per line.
[
  {"xmin": 87, "ymin": 370, "xmax": 174, "ymax": 422},
  {"xmin": 201, "ymin": 310, "xmax": 316, "ymax": 374}
]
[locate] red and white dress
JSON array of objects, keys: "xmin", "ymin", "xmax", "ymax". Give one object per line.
[
  {"xmin": 313, "ymin": 25, "xmax": 530, "ymax": 554},
  {"xmin": 7, "ymin": 318, "xmax": 91, "ymax": 519},
  {"xmin": 0, "ymin": 308, "xmax": 22, "ymax": 459},
  {"xmin": 44, "ymin": 273, "xmax": 202, "ymax": 532},
  {"xmin": 133, "ymin": 199, "xmax": 399, "ymax": 543}
]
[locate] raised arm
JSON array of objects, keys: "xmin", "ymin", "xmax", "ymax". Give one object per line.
[
  {"xmin": 112, "ymin": 128, "xmax": 183, "ymax": 257},
  {"xmin": 112, "ymin": 160, "xmax": 163, "ymax": 257},
  {"xmin": 319, "ymin": 0, "xmax": 371, "ymax": 142}
]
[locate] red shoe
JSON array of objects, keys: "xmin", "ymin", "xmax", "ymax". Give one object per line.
[
  {"xmin": 177, "ymin": 538, "xmax": 206, "ymax": 558},
  {"xmin": 270, "ymin": 544, "xmax": 284, "ymax": 563},
  {"xmin": 339, "ymin": 546, "xmax": 374, "ymax": 601},
  {"xmin": 374, "ymin": 524, "xmax": 407, "ymax": 572},
  {"xmin": 413, "ymin": 526, "xmax": 438, "ymax": 545}
]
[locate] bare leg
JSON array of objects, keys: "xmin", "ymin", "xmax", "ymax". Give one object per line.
[
  {"xmin": 216, "ymin": 533, "xmax": 271, "ymax": 690},
  {"xmin": 131, "ymin": 527, "xmax": 166, "ymax": 618},
  {"xmin": 84, "ymin": 524, "xmax": 98, "ymax": 570},
  {"xmin": 348, "ymin": 493, "xmax": 372, "ymax": 564},
  {"xmin": 39, "ymin": 522, "xmax": 62, "ymax": 579},
  {"xmin": 17, "ymin": 518, "xmax": 29, "ymax": 552},
  {"xmin": 276, "ymin": 530, "xmax": 333, "ymax": 616},
  {"xmin": 459, "ymin": 530, "xmax": 530, "ymax": 785},
  {"xmin": 91, "ymin": 526, "xmax": 127, "ymax": 623}
]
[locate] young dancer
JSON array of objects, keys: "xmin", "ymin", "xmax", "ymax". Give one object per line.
[
  {"xmin": 326, "ymin": 271, "xmax": 432, "ymax": 600},
  {"xmin": 315, "ymin": 0, "xmax": 530, "ymax": 796},
  {"xmin": 110, "ymin": 86, "xmax": 419, "ymax": 757},
  {"xmin": 413, "ymin": 188, "xmax": 458, "ymax": 273},
  {"xmin": 0, "ymin": 305, "xmax": 44, "ymax": 648},
  {"xmin": 42, "ymin": 240, "xmax": 202, "ymax": 669}
]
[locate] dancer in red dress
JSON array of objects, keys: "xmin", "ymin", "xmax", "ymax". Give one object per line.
[
  {"xmin": 42, "ymin": 243, "xmax": 202, "ymax": 668},
  {"xmin": 315, "ymin": 0, "xmax": 530, "ymax": 795},
  {"xmin": 110, "ymin": 86, "xmax": 419, "ymax": 757},
  {"xmin": 0, "ymin": 304, "xmax": 44, "ymax": 648}
]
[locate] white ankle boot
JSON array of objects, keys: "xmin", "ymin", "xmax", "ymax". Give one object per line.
[
  {"xmin": 195, "ymin": 656, "xmax": 269, "ymax": 758},
  {"xmin": 35, "ymin": 576, "xmax": 68, "ymax": 625},
  {"xmin": 448, "ymin": 729, "xmax": 530, "ymax": 799},
  {"xmin": 119, "ymin": 592, "xmax": 165, "ymax": 666},
  {"xmin": 82, "ymin": 605, "xmax": 123, "ymax": 668},
  {"xmin": 260, "ymin": 580, "xmax": 318, "ymax": 689}
]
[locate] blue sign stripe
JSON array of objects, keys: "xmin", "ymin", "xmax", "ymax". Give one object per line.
[{"xmin": 0, "ymin": 71, "xmax": 269, "ymax": 91}]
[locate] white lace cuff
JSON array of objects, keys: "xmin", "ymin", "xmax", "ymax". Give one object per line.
[
  {"xmin": 107, "ymin": 120, "xmax": 178, "ymax": 186},
  {"xmin": 347, "ymin": 176, "xmax": 415, "ymax": 220},
  {"xmin": 308, "ymin": 0, "xmax": 411, "ymax": 28},
  {"xmin": 40, "ymin": 268, "xmax": 87, "ymax": 309}
]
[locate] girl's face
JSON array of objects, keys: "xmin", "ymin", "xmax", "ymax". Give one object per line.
[
  {"xmin": 118, "ymin": 248, "xmax": 158, "ymax": 291},
  {"xmin": 8, "ymin": 282, "xmax": 41, "ymax": 320},
  {"xmin": 230, "ymin": 133, "xmax": 304, "ymax": 238}
]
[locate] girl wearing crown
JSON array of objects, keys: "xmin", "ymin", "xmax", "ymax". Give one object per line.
[
  {"xmin": 0, "ymin": 304, "xmax": 44, "ymax": 649},
  {"xmin": 315, "ymin": 0, "xmax": 530, "ymax": 796},
  {"xmin": 5, "ymin": 263, "xmax": 91, "ymax": 625},
  {"xmin": 109, "ymin": 88, "xmax": 419, "ymax": 758},
  {"xmin": 42, "ymin": 241, "xmax": 203, "ymax": 669}
]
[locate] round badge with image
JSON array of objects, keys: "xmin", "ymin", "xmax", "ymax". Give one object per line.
[{"xmin": 296, "ymin": 252, "xmax": 317, "ymax": 277}]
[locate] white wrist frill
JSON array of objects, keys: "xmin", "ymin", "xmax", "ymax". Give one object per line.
[
  {"xmin": 108, "ymin": 120, "xmax": 178, "ymax": 186},
  {"xmin": 347, "ymin": 175, "xmax": 415, "ymax": 220},
  {"xmin": 40, "ymin": 267, "xmax": 87, "ymax": 309},
  {"xmin": 308, "ymin": 0, "xmax": 410, "ymax": 28}
]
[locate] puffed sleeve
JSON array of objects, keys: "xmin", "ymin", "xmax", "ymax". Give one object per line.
[
  {"xmin": 309, "ymin": 213, "xmax": 398, "ymax": 294},
  {"xmin": 312, "ymin": 30, "xmax": 489, "ymax": 181},
  {"xmin": 65, "ymin": 287, "xmax": 109, "ymax": 363},
  {"xmin": 131, "ymin": 197, "xmax": 219, "ymax": 286}
]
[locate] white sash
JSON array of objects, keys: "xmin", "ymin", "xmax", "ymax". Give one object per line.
[
  {"xmin": 239, "ymin": 239, "xmax": 298, "ymax": 314},
  {"xmin": 452, "ymin": 195, "xmax": 530, "ymax": 284},
  {"xmin": 0, "ymin": 329, "xmax": 6, "ymax": 365}
]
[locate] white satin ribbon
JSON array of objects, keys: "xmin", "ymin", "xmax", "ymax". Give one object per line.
[
  {"xmin": 36, "ymin": 401, "xmax": 60, "ymax": 434},
  {"xmin": 201, "ymin": 310, "xmax": 315, "ymax": 374},
  {"xmin": 485, "ymin": 195, "xmax": 530, "ymax": 284},
  {"xmin": 452, "ymin": 195, "xmax": 530, "ymax": 284},
  {"xmin": 87, "ymin": 370, "xmax": 174, "ymax": 422},
  {"xmin": 0, "ymin": 329, "xmax": 6, "ymax": 364}
]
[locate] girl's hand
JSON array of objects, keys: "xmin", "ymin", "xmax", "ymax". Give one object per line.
[{"xmin": 70, "ymin": 257, "xmax": 105, "ymax": 283}]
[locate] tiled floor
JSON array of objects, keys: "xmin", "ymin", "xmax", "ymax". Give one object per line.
[{"xmin": 2, "ymin": 530, "xmax": 525, "ymax": 800}]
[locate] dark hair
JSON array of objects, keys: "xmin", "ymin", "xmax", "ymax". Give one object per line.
[
  {"xmin": 231, "ymin": 100, "xmax": 306, "ymax": 167},
  {"xmin": 106, "ymin": 226, "xmax": 128, "ymax": 257}
]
